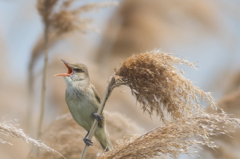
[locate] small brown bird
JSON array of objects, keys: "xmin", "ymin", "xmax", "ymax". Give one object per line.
[{"xmin": 55, "ymin": 59, "xmax": 112, "ymax": 151}]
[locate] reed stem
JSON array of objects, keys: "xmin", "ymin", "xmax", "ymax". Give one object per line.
[
  {"xmin": 37, "ymin": 23, "xmax": 49, "ymax": 139},
  {"xmin": 80, "ymin": 77, "xmax": 116, "ymax": 159},
  {"xmin": 26, "ymin": 73, "xmax": 33, "ymax": 134}
]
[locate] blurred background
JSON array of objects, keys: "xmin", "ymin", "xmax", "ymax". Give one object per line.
[{"xmin": 0, "ymin": 0, "xmax": 240, "ymax": 159}]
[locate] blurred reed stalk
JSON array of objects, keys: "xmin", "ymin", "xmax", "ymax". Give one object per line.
[
  {"xmin": 80, "ymin": 50, "xmax": 217, "ymax": 158},
  {"xmin": 36, "ymin": 0, "xmax": 56, "ymax": 139},
  {"xmin": 38, "ymin": 22, "xmax": 49, "ymax": 138}
]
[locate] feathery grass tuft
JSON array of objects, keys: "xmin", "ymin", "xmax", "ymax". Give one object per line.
[
  {"xmin": 202, "ymin": 88, "xmax": 240, "ymax": 159},
  {"xmin": 97, "ymin": 113, "xmax": 240, "ymax": 159},
  {"xmin": 37, "ymin": 0, "xmax": 118, "ymax": 34},
  {"xmin": 0, "ymin": 122, "xmax": 65, "ymax": 158},
  {"xmin": 113, "ymin": 50, "xmax": 217, "ymax": 121},
  {"xmin": 37, "ymin": 0, "xmax": 58, "ymax": 24}
]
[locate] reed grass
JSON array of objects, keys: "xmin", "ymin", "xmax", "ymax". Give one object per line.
[
  {"xmin": 113, "ymin": 50, "xmax": 216, "ymax": 121},
  {"xmin": 36, "ymin": 0, "xmax": 56, "ymax": 139},
  {"xmin": 201, "ymin": 88, "xmax": 240, "ymax": 159},
  {"xmin": 0, "ymin": 121, "xmax": 65, "ymax": 158},
  {"xmin": 97, "ymin": 112, "xmax": 240, "ymax": 159}
]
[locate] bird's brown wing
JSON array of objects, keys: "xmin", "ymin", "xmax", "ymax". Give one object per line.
[
  {"xmin": 90, "ymin": 84, "xmax": 104, "ymax": 127},
  {"xmin": 90, "ymin": 84, "xmax": 101, "ymax": 104}
]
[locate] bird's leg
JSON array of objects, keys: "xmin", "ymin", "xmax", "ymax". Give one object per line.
[
  {"xmin": 93, "ymin": 113, "xmax": 103, "ymax": 122},
  {"xmin": 84, "ymin": 131, "xmax": 89, "ymax": 138},
  {"xmin": 83, "ymin": 131, "xmax": 93, "ymax": 146}
]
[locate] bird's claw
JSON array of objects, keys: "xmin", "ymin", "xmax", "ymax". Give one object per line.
[
  {"xmin": 93, "ymin": 113, "xmax": 103, "ymax": 122},
  {"xmin": 83, "ymin": 137, "xmax": 93, "ymax": 146}
]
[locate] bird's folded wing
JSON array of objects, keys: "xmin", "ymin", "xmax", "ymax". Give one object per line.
[
  {"xmin": 90, "ymin": 84, "xmax": 104, "ymax": 127},
  {"xmin": 90, "ymin": 84, "xmax": 101, "ymax": 104}
]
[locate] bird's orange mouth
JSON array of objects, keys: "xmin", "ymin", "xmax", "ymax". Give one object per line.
[{"xmin": 54, "ymin": 59, "xmax": 73, "ymax": 76}]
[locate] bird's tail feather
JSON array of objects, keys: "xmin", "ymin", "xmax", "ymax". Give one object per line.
[{"xmin": 100, "ymin": 139, "xmax": 112, "ymax": 151}]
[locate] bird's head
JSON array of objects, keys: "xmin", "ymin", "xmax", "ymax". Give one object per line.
[{"xmin": 55, "ymin": 59, "xmax": 90, "ymax": 88}]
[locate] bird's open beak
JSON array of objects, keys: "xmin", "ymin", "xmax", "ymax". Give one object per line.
[{"xmin": 54, "ymin": 59, "xmax": 73, "ymax": 76}]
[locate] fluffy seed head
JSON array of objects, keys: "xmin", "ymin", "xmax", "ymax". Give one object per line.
[
  {"xmin": 37, "ymin": 0, "xmax": 118, "ymax": 34},
  {"xmin": 114, "ymin": 50, "xmax": 217, "ymax": 121},
  {"xmin": 0, "ymin": 121, "xmax": 65, "ymax": 158},
  {"xmin": 201, "ymin": 88, "xmax": 240, "ymax": 159},
  {"xmin": 37, "ymin": 0, "xmax": 58, "ymax": 23},
  {"xmin": 97, "ymin": 113, "xmax": 240, "ymax": 159}
]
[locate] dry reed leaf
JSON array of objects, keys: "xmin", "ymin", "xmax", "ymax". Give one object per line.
[
  {"xmin": 113, "ymin": 50, "xmax": 216, "ymax": 121},
  {"xmin": 0, "ymin": 122, "xmax": 65, "ymax": 158},
  {"xmin": 97, "ymin": 112, "xmax": 240, "ymax": 159},
  {"xmin": 31, "ymin": 111, "xmax": 141, "ymax": 159}
]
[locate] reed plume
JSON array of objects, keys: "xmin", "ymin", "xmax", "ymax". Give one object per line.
[
  {"xmin": 50, "ymin": 2, "xmax": 118, "ymax": 34},
  {"xmin": 30, "ymin": 111, "xmax": 141, "ymax": 159},
  {"xmin": 0, "ymin": 121, "xmax": 65, "ymax": 158},
  {"xmin": 31, "ymin": 0, "xmax": 118, "ymax": 68},
  {"xmin": 97, "ymin": 113, "xmax": 240, "ymax": 159},
  {"xmin": 201, "ymin": 88, "xmax": 240, "ymax": 159},
  {"xmin": 112, "ymin": 50, "xmax": 216, "ymax": 121}
]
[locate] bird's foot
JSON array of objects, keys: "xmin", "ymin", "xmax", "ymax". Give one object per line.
[
  {"xmin": 93, "ymin": 113, "xmax": 103, "ymax": 122},
  {"xmin": 83, "ymin": 137, "xmax": 93, "ymax": 146}
]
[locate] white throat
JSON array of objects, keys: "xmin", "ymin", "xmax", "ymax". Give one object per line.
[{"xmin": 64, "ymin": 76, "xmax": 90, "ymax": 90}]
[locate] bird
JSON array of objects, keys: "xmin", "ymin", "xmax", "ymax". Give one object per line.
[{"xmin": 55, "ymin": 59, "xmax": 112, "ymax": 151}]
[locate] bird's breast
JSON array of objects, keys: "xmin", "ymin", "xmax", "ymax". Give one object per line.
[{"xmin": 65, "ymin": 87, "xmax": 98, "ymax": 131}]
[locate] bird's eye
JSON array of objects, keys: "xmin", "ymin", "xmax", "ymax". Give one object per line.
[{"xmin": 74, "ymin": 68, "xmax": 84, "ymax": 72}]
